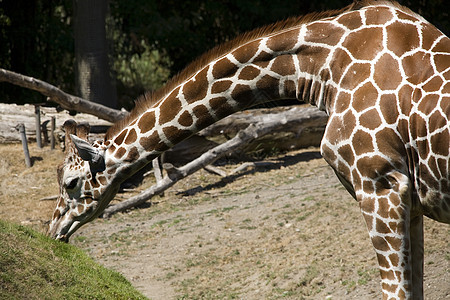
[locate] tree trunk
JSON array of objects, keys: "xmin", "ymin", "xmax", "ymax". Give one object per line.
[{"xmin": 74, "ymin": 0, "xmax": 117, "ymax": 108}]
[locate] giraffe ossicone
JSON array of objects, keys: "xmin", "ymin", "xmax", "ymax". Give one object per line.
[{"xmin": 49, "ymin": 1, "xmax": 449, "ymax": 299}]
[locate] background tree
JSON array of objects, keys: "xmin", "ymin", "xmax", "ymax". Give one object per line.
[
  {"xmin": 0, "ymin": 0, "xmax": 74, "ymax": 103},
  {"xmin": 74, "ymin": 0, "xmax": 117, "ymax": 108}
]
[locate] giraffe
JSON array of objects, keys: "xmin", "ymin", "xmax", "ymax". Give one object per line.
[{"xmin": 49, "ymin": 1, "xmax": 449, "ymax": 299}]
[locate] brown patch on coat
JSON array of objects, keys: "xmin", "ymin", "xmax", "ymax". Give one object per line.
[
  {"xmin": 125, "ymin": 147, "xmax": 140, "ymax": 163},
  {"xmin": 232, "ymin": 40, "xmax": 260, "ymax": 64},
  {"xmin": 178, "ymin": 111, "xmax": 194, "ymax": 127},
  {"xmin": 266, "ymin": 28, "xmax": 299, "ymax": 52},
  {"xmin": 337, "ymin": 11, "xmax": 363, "ymax": 30},
  {"xmin": 343, "ymin": 27, "xmax": 383, "ymax": 60},
  {"xmin": 330, "ymin": 48, "xmax": 353, "ymax": 83},
  {"xmin": 137, "ymin": 111, "xmax": 156, "ymax": 134},
  {"xmin": 210, "ymin": 97, "xmax": 234, "ymax": 120},
  {"xmin": 183, "ymin": 68, "xmax": 209, "ymax": 104},
  {"xmin": 326, "ymin": 111, "xmax": 356, "ymax": 143},
  {"xmin": 297, "ymin": 47, "xmax": 330, "ymax": 74},
  {"xmin": 379, "ymin": 94, "xmax": 399, "ymax": 125},
  {"xmin": 140, "ymin": 131, "xmax": 168, "ymax": 152},
  {"xmin": 270, "ymin": 55, "xmax": 296, "ymax": 76},
  {"xmin": 386, "ymin": 22, "xmax": 420, "ymax": 57},
  {"xmin": 402, "ymin": 51, "xmax": 433, "ymax": 85},
  {"xmin": 341, "ymin": 62, "xmax": 371, "ymax": 90},
  {"xmin": 125, "ymin": 129, "xmax": 137, "ymax": 145},
  {"xmin": 353, "ymin": 82, "xmax": 378, "ymax": 112},
  {"xmin": 238, "ymin": 65, "xmax": 261, "ymax": 81},
  {"xmin": 359, "ymin": 108, "xmax": 382, "ymax": 130},
  {"xmin": 365, "ymin": 6, "xmax": 393, "ymax": 25},
  {"xmin": 114, "ymin": 130, "xmax": 127, "ymax": 146},
  {"xmin": 374, "ymin": 53, "xmax": 402, "ymax": 90},
  {"xmin": 305, "ymin": 22, "xmax": 345, "ymax": 46},
  {"xmin": 211, "ymin": 80, "xmax": 233, "ymax": 94}
]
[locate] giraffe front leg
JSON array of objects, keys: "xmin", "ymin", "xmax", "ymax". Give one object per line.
[{"xmin": 359, "ymin": 193, "xmax": 414, "ymax": 300}]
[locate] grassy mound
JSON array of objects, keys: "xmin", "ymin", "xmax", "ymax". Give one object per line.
[{"xmin": 0, "ymin": 219, "xmax": 147, "ymax": 300}]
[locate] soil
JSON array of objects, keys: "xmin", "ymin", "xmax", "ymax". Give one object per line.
[{"xmin": 0, "ymin": 143, "xmax": 448, "ymax": 299}]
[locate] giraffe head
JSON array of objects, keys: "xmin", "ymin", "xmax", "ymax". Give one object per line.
[{"xmin": 48, "ymin": 120, "xmax": 112, "ymax": 242}]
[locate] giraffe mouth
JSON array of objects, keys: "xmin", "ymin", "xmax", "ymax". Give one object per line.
[
  {"xmin": 56, "ymin": 234, "xmax": 69, "ymax": 243},
  {"xmin": 51, "ymin": 220, "xmax": 81, "ymax": 242}
]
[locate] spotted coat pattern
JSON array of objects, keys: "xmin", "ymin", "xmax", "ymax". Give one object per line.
[{"xmin": 49, "ymin": 2, "xmax": 449, "ymax": 299}]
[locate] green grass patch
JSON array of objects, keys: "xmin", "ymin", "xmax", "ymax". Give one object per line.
[{"xmin": 0, "ymin": 219, "xmax": 147, "ymax": 300}]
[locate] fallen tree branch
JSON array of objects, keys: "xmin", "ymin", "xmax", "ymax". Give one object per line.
[
  {"xmin": 102, "ymin": 106, "xmax": 327, "ymax": 218},
  {"xmin": 229, "ymin": 161, "xmax": 274, "ymax": 175},
  {"xmin": 204, "ymin": 165, "xmax": 228, "ymax": 177},
  {"xmin": 0, "ymin": 68, "xmax": 125, "ymax": 122}
]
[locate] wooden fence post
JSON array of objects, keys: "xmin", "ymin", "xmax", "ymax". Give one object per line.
[
  {"xmin": 50, "ymin": 116, "xmax": 56, "ymax": 150},
  {"xmin": 34, "ymin": 104, "xmax": 42, "ymax": 148},
  {"xmin": 41, "ymin": 120, "xmax": 50, "ymax": 147},
  {"xmin": 16, "ymin": 123, "xmax": 32, "ymax": 167}
]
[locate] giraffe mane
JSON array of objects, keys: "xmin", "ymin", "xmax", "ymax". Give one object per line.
[{"xmin": 105, "ymin": 0, "xmax": 406, "ymax": 140}]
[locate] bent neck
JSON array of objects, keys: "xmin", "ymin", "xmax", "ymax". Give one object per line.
[{"xmin": 105, "ymin": 15, "xmax": 352, "ymax": 179}]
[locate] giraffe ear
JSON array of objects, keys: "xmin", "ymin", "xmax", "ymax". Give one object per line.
[{"xmin": 70, "ymin": 134, "xmax": 104, "ymax": 167}]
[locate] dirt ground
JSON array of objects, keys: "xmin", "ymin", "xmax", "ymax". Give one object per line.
[{"xmin": 0, "ymin": 143, "xmax": 448, "ymax": 299}]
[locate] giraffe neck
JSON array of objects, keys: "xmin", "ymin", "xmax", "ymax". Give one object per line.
[{"xmin": 105, "ymin": 18, "xmax": 350, "ymax": 179}]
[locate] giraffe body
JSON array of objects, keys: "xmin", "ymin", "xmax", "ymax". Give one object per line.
[{"xmin": 49, "ymin": 1, "xmax": 449, "ymax": 299}]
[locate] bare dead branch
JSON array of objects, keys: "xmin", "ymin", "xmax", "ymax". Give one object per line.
[
  {"xmin": 0, "ymin": 68, "xmax": 125, "ymax": 122},
  {"xmin": 229, "ymin": 161, "xmax": 274, "ymax": 175},
  {"xmin": 39, "ymin": 195, "xmax": 58, "ymax": 201},
  {"xmin": 204, "ymin": 165, "xmax": 228, "ymax": 177}
]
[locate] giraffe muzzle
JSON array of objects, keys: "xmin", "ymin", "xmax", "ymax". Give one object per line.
[
  {"xmin": 55, "ymin": 234, "xmax": 69, "ymax": 243},
  {"xmin": 49, "ymin": 219, "xmax": 81, "ymax": 242}
]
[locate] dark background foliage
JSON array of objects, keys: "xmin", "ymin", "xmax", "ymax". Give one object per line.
[{"xmin": 0, "ymin": 0, "xmax": 448, "ymax": 107}]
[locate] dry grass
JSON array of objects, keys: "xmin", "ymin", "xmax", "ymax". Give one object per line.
[{"xmin": 0, "ymin": 143, "xmax": 63, "ymax": 232}]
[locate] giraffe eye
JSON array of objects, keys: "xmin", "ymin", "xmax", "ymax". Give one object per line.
[{"xmin": 65, "ymin": 178, "xmax": 79, "ymax": 190}]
